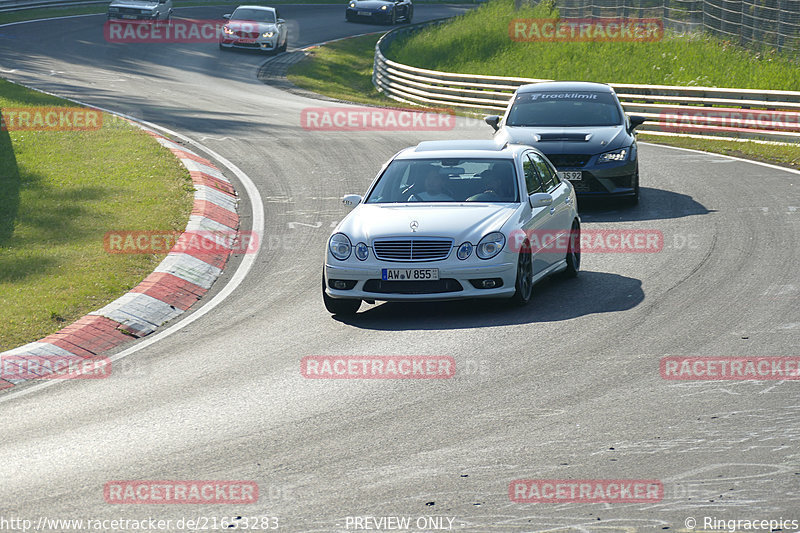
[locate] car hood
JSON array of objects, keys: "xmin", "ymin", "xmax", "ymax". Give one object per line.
[
  {"xmin": 350, "ymin": 0, "xmax": 392, "ymax": 8},
  {"xmin": 338, "ymin": 204, "xmax": 518, "ymax": 244},
  {"xmin": 497, "ymin": 125, "xmax": 631, "ymax": 154},
  {"xmin": 226, "ymin": 20, "xmax": 277, "ymax": 31},
  {"xmin": 109, "ymin": 0, "xmax": 158, "ymax": 8}
]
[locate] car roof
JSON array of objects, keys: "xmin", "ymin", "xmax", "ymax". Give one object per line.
[
  {"xmin": 396, "ymin": 140, "xmax": 530, "ymax": 160},
  {"xmin": 516, "ymin": 81, "xmax": 614, "ymax": 94},
  {"xmin": 233, "ymin": 5, "xmax": 276, "ymax": 11}
]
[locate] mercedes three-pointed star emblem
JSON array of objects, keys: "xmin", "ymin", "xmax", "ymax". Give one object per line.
[{"xmin": 410, "ymin": 220, "xmax": 419, "ymax": 232}]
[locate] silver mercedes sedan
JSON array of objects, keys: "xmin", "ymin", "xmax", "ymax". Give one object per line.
[{"xmin": 323, "ymin": 140, "xmax": 581, "ymax": 315}]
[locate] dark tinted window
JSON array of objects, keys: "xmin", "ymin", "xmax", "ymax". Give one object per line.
[
  {"xmin": 523, "ymin": 155, "xmax": 544, "ymax": 195},
  {"xmin": 529, "ymin": 153, "xmax": 558, "ymax": 191},
  {"xmin": 365, "ymin": 158, "xmax": 519, "ymax": 203},
  {"xmin": 231, "ymin": 8, "xmax": 276, "ymax": 22},
  {"xmin": 507, "ymin": 91, "xmax": 622, "ymax": 127}
]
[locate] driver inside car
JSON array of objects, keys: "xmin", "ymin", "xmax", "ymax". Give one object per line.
[
  {"xmin": 468, "ymin": 165, "xmax": 514, "ymax": 201},
  {"xmin": 409, "ymin": 166, "xmax": 453, "ymax": 202}
]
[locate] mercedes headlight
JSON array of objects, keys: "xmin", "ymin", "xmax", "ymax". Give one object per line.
[
  {"xmin": 329, "ymin": 233, "xmax": 352, "ymax": 261},
  {"xmin": 598, "ymin": 147, "xmax": 628, "ymax": 163},
  {"xmin": 354, "ymin": 242, "xmax": 369, "ymax": 261},
  {"xmin": 380, "ymin": 4, "xmax": 388, "ymax": 9},
  {"xmin": 456, "ymin": 242, "xmax": 473, "ymax": 260},
  {"xmin": 349, "ymin": 1, "xmax": 356, "ymax": 6},
  {"xmin": 476, "ymin": 232, "xmax": 505, "ymax": 260}
]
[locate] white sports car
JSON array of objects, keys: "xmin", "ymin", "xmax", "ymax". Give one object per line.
[
  {"xmin": 219, "ymin": 5, "xmax": 288, "ymax": 53},
  {"xmin": 323, "ymin": 140, "xmax": 581, "ymax": 315}
]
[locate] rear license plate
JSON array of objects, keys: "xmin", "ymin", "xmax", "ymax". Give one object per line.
[
  {"xmin": 121, "ymin": 14, "xmax": 137, "ymax": 19},
  {"xmin": 558, "ymin": 171, "xmax": 582, "ymax": 181},
  {"xmin": 381, "ymin": 268, "xmax": 439, "ymax": 281},
  {"xmin": 358, "ymin": 10, "xmax": 371, "ymax": 15}
]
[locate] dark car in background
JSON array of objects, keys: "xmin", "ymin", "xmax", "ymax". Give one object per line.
[
  {"xmin": 345, "ymin": 0, "xmax": 412, "ymax": 24},
  {"xmin": 486, "ymin": 81, "xmax": 646, "ymax": 204}
]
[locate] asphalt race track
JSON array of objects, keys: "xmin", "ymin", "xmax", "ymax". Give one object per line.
[{"xmin": 1, "ymin": 4, "xmax": 799, "ymax": 531}]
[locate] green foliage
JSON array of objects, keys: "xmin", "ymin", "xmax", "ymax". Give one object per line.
[{"xmin": 389, "ymin": 0, "xmax": 800, "ymax": 90}]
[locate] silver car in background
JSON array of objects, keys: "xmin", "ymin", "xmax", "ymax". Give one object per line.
[
  {"xmin": 107, "ymin": 0, "xmax": 172, "ymax": 21},
  {"xmin": 323, "ymin": 140, "xmax": 581, "ymax": 315}
]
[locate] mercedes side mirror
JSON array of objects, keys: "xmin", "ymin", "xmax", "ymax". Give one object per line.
[
  {"xmin": 528, "ymin": 192, "xmax": 553, "ymax": 209},
  {"xmin": 484, "ymin": 115, "xmax": 501, "ymax": 132},
  {"xmin": 223, "ymin": 13, "xmax": 231, "ymax": 19},
  {"xmin": 342, "ymin": 194, "xmax": 363, "ymax": 208}
]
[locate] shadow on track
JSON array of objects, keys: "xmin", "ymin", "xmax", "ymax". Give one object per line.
[
  {"xmin": 578, "ymin": 187, "xmax": 713, "ymax": 222},
  {"xmin": 334, "ymin": 270, "xmax": 643, "ymax": 330}
]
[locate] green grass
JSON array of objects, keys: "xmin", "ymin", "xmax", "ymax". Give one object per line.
[
  {"xmin": 286, "ymin": 30, "xmax": 800, "ymax": 173},
  {"xmin": 639, "ymin": 134, "xmax": 800, "ymax": 171},
  {"xmin": 0, "ymin": 78, "xmax": 193, "ymax": 351},
  {"xmin": 288, "ymin": 33, "xmax": 408, "ymax": 107},
  {"xmin": 388, "ymin": 0, "xmax": 800, "ymax": 90}
]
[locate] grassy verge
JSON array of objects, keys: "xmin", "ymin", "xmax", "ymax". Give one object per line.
[
  {"xmin": 288, "ymin": 33, "xmax": 406, "ymax": 107},
  {"xmin": 0, "ymin": 79, "xmax": 193, "ymax": 351},
  {"xmin": 639, "ymin": 134, "xmax": 800, "ymax": 170},
  {"xmin": 389, "ymin": 0, "xmax": 800, "ymax": 90},
  {"xmin": 286, "ymin": 31, "xmax": 800, "ymax": 172}
]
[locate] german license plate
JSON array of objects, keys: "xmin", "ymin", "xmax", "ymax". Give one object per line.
[
  {"xmin": 358, "ymin": 11, "xmax": 371, "ymax": 15},
  {"xmin": 558, "ymin": 171, "xmax": 582, "ymax": 181},
  {"xmin": 236, "ymin": 38, "xmax": 257, "ymax": 43},
  {"xmin": 121, "ymin": 14, "xmax": 137, "ymax": 19},
  {"xmin": 381, "ymin": 268, "xmax": 439, "ymax": 281}
]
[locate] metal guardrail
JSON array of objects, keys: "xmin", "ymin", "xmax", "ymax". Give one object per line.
[
  {"xmin": 373, "ymin": 19, "xmax": 800, "ymax": 142},
  {"xmin": 555, "ymin": 0, "xmax": 800, "ymax": 53}
]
